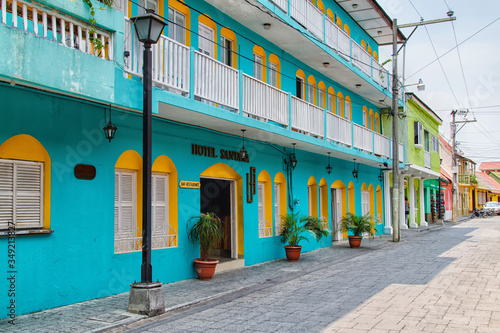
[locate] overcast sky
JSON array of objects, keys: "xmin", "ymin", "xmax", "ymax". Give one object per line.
[{"xmin": 377, "ymin": 0, "xmax": 500, "ymax": 163}]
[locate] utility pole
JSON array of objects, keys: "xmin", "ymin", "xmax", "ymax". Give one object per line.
[
  {"xmin": 450, "ymin": 109, "xmax": 476, "ymax": 222},
  {"xmin": 390, "ymin": 14, "xmax": 455, "ymax": 242},
  {"xmin": 391, "ymin": 18, "xmax": 400, "ymax": 242},
  {"xmin": 451, "ymin": 110, "xmax": 457, "ymax": 222}
]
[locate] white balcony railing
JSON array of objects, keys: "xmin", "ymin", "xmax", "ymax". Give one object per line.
[
  {"xmin": 271, "ymin": 0, "xmax": 288, "ymax": 13},
  {"xmin": 325, "ymin": 16, "xmax": 339, "ymax": 52},
  {"xmin": 374, "ymin": 132, "xmax": 391, "ymax": 159},
  {"xmin": 290, "ymin": 0, "xmax": 307, "ymax": 28},
  {"xmin": 306, "ymin": 1, "xmax": 323, "ymax": 39},
  {"xmin": 352, "ymin": 40, "xmax": 371, "ymax": 76},
  {"xmin": 353, "ymin": 124, "xmax": 373, "ymax": 153},
  {"xmin": 291, "ymin": 97, "xmax": 324, "ymax": 138},
  {"xmin": 194, "ymin": 51, "xmax": 239, "ymax": 110},
  {"xmin": 338, "ymin": 28, "xmax": 351, "ymax": 61},
  {"xmin": 2, "ymin": 0, "xmax": 112, "ymax": 60},
  {"xmin": 242, "ymin": 74, "xmax": 289, "ymax": 126},
  {"xmin": 326, "ymin": 112, "xmax": 351, "ymax": 147},
  {"xmin": 424, "ymin": 151, "xmax": 431, "ymax": 169},
  {"xmin": 124, "ymin": 18, "xmax": 190, "ymax": 94}
]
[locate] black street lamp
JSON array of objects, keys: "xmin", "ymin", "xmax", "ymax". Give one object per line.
[{"xmin": 128, "ymin": 10, "xmax": 166, "ymax": 317}]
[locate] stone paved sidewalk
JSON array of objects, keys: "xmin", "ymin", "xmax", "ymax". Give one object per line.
[{"xmin": 0, "ymin": 222, "xmax": 447, "ymax": 333}]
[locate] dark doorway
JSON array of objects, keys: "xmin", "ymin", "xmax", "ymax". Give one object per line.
[{"xmin": 200, "ymin": 178, "xmax": 232, "ymax": 259}]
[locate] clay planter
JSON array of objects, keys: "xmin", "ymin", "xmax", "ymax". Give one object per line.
[
  {"xmin": 348, "ymin": 236, "xmax": 363, "ymax": 248},
  {"xmin": 284, "ymin": 246, "xmax": 303, "ymax": 261},
  {"xmin": 193, "ymin": 258, "xmax": 219, "ymax": 280}
]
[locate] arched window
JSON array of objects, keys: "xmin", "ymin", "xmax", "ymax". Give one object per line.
[
  {"xmin": 336, "ymin": 91, "xmax": 344, "ymax": 117},
  {"xmin": 375, "ymin": 112, "xmax": 380, "ymax": 133},
  {"xmin": 307, "ymin": 75, "xmax": 317, "ymax": 105},
  {"xmin": 373, "ymin": 51, "xmax": 378, "ymax": 62},
  {"xmin": 308, "ymin": 176, "xmax": 318, "ymax": 217},
  {"xmin": 221, "ymin": 27, "xmax": 237, "ymax": 68},
  {"xmin": 361, "ymin": 183, "xmax": 370, "ymax": 216},
  {"xmin": 369, "ymin": 109, "xmax": 374, "ymax": 130},
  {"xmin": 0, "ymin": 135, "xmax": 51, "ymax": 231},
  {"xmin": 326, "ymin": 8, "xmax": 334, "ymax": 21},
  {"xmin": 317, "ymin": 0, "xmax": 325, "ymax": 14},
  {"xmin": 269, "ymin": 54, "xmax": 281, "ymax": 88},
  {"xmin": 348, "ymin": 181, "xmax": 355, "ymax": 215},
  {"xmin": 336, "ymin": 16, "xmax": 342, "ymax": 29},
  {"xmin": 362, "ymin": 106, "xmax": 368, "ymax": 128},
  {"xmin": 343, "ymin": 24, "xmax": 350, "ymax": 36},
  {"xmin": 367, "ymin": 45, "xmax": 372, "ymax": 56},
  {"xmin": 168, "ymin": 0, "xmax": 191, "ymax": 46},
  {"xmin": 318, "ymin": 81, "xmax": 326, "ymax": 109},
  {"xmin": 319, "ymin": 178, "xmax": 328, "ymax": 229},
  {"xmin": 376, "ymin": 185, "xmax": 383, "ymax": 225},
  {"xmin": 253, "ymin": 45, "xmax": 267, "ymax": 82},
  {"xmin": 258, "ymin": 170, "xmax": 272, "ymax": 237},
  {"xmin": 115, "ymin": 150, "xmax": 143, "ymax": 253},
  {"xmin": 327, "ymin": 87, "xmax": 335, "ymax": 113},
  {"xmin": 345, "ymin": 96, "xmax": 352, "ymax": 120},
  {"xmin": 198, "ymin": 14, "xmax": 217, "ymax": 58},
  {"xmin": 274, "ymin": 172, "xmax": 287, "ymax": 236},
  {"xmin": 296, "ymin": 69, "xmax": 306, "ymax": 100},
  {"xmin": 361, "ymin": 40, "xmax": 367, "ymax": 51}
]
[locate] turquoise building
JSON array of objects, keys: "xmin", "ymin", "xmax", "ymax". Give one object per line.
[{"xmin": 0, "ymin": 0, "xmax": 405, "ymax": 317}]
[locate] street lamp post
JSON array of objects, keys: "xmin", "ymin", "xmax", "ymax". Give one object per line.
[{"xmin": 128, "ymin": 11, "xmax": 166, "ymax": 317}]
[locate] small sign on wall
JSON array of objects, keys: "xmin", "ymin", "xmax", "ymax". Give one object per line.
[
  {"xmin": 74, "ymin": 164, "xmax": 96, "ymax": 180},
  {"xmin": 179, "ymin": 181, "xmax": 201, "ymax": 189}
]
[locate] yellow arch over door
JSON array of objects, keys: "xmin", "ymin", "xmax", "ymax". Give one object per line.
[
  {"xmin": 200, "ymin": 163, "xmax": 244, "ymax": 255},
  {"xmin": 152, "ymin": 155, "xmax": 178, "ymax": 238},
  {"xmin": 308, "ymin": 176, "xmax": 318, "ymax": 217},
  {"xmin": 332, "ymin": 180, "xmax": 347, "ymax": 237}
]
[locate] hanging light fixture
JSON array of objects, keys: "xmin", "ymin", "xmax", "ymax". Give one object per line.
[
  {"xmin": 103, "ymin": 106, "xmax": 117, "ymax": 143},
  {"xmin": 239, "ymin": 129, "xmax": 248, "ymax": 159},
  {"xmin": 289, "ymin": 143, "xmax": 297, "ymax": 170},
  {"xmin": 378, "ymin": 165, "xmax": 384, "ymax": 182},
  {"xmin": 352, "ymin": 159, "xmax": 359, "ymax": 179},
  {"xmin": 326, "ymin": 152, "xmax": 333, "ymax": 174}
]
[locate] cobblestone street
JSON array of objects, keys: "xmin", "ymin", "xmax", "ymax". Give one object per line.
[{"xmin": 115, "ymin": 218, "xmax": 500, "ymax": 333}]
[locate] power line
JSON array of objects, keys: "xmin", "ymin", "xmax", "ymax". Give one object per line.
[{"xmin": 407, "ymin": 15, "xmax": 500, "ymax": 79}]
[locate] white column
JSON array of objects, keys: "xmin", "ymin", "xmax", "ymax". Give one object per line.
[
  {"xmin": 420, "ymin": 178, "xmax": 427, "ymax": 226},
  {"xmin": 409, "ymin": 176, "xmax": 418, "ymax": 228},
  {"xmin": 400, "ymin": 175, "xmax": 407, "ymax": 230},
  {"xmin": 384, "ymin": 171, "xmax": 393, "ymax": 234}
]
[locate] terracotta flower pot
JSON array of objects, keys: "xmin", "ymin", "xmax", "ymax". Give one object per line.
[
  {"xmin": 348, "ymin": 236, "xmax": 363, "ymax": 248},
  {"xmin": 193, "ymin": 258, "xmax": 219, "ymax": 280},
  {"xmin": 284, "ymin": 246, "xmax": 303, "ymax": 261}
]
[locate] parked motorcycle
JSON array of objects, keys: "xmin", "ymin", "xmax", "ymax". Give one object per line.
[{"xmin": 471, "ymin": 209, "xmax": 487, "ymax": 219}]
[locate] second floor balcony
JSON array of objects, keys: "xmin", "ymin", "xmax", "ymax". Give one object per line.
[{"xmin": 124, "ymin": 19, "xmax": 404, "ymax": 163}]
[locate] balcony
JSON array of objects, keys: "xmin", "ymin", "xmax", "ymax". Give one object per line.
[
  {"xmin": 204, "ymin": 0, "xmax": 403, "ymax": 108},
  {"xmin": 1, "ymin": 0, "xmax": 113, "ymax": 61},
  {"xmin": 459, "ymin": 174, "xmax": 470, "ymax": 184},
  {"xmin": 123, "ymin": 23, "xmax": 400, "ymax": 165}
]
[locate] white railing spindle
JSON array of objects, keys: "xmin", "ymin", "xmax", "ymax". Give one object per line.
[
  {"xmin": 1, "ymin": 0, "xmax": 6, "ymax": 24},
  {"xmin": 42, "ymin": 12, "xmax": 47, "ymax": 38},
  {"xmin": 22, "ymin": 3, "xmax": 27, "ymax": 31},
  {"xmin": 32, "ymin": 8, "xmax": 38, "ymax": 35},
  {"xmin": 12, "ymin": 0, "xmax": 17, "ymax": 28}
]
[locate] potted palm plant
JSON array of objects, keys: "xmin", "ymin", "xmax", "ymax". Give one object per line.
[
  {"xmin": 280, "ymin": 212, "xmax": 330, "ymax": 261},
  {"xmin": 187, "ymin": 212, "xmax": 224, "ymax": 280},
  {"xmin": 341, "ymin": 213, "xmax": 377, "ymax": 248}
]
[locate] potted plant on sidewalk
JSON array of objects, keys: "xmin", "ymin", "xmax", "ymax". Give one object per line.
[
  {"xmin": 187, "ymin": 212, "xmax": 224, "ymax": 280},
  {"xmin": 280, "ymin": 212, "xmax": 330, "ymax": 261},
  {"xmin": 341, "ymin": 213, "xmax": 377, "ymax": 248}
]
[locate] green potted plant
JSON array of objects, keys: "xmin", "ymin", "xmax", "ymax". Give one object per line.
[
  {"xmin": 341, "ymin": 213, "xmax": 377, "ymax": 248},
  {"xmin": 280, "ymin": 212, "xmax": 330, "ymax": 261},
  {"xmin": 187, "ymin": 212, "xmax": 224, "ymax": 280}
]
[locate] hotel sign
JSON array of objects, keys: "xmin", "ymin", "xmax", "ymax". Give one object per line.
[{"xmin": 191, "ymin": 144, "xmax": 250, "ymax": 163}]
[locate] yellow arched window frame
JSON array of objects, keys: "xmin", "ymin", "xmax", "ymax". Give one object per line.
[
  {"xmin": 296, "ymin": 69, "xmax": 306, "ymax": 100},
  {"xmin": 167, "ymin": 0, "xmax": 191, "ymax": 46},
  {"xmin": 221, "ymin": 27, "xmax": 237, "ymax": 68},
  {"xmin": 319, "ymin": 178, "xmax": 328, "ymax": 224},
  {"xmin": 116, "ymin": 150, "xmax": 143, "ymax": 240},
  {"xmin": 367, "ymin": 45, "xmax": 372, "ymax": 56},
  {"xmin": 308, "ymin": 176, "xmax": 318, "ymax": 218},
  {"xmin": 368, "ymin": 184, "xmax": 375, "ymax": 223},
  {"xmin": 0, "ymin": 134, "xmax": 51, "ymax": 230},
  {"xmin": 258, "ymin": 170, "xmax": 273, "ymax": 237},
  {"xmin": 376, "ymin": 185, "xmax": 383, "ymax": 225},
  {"xmin": 336, "ymin": 16, "xmax": 342, "ymax": 28},
  {"xmin": 274, "ymin": 172, "xmax": 287, "ymax": 235},
  {"xmin": 152, "ymin": 155, "xmax": 178, "ymax": 245},
  {"xmin": 336, "ymin": 91, "xmax": 344, "ymax": 117},
  {"xmin": 343, "ymin": 24, "xmax": 350, "ymax": 36},
  {"xmin": 318, "ymin": 81, "xmax": 326, "ymax": 109},
  {"xmin": 328, "ymin": 86, "xmax": 335, "ymax": 113},
  {"xmin": 345, "ymin": 95, "xmax": 352, "ymax": 121},
  {"xmin": 268, "ymin": 53, "xmax": 281, "ymax": 89},
  {"xmin": 199, "ymin": 14, "xmax": 218, "ymax": 59},
  {"xmin": 348, "ymin": 181, "xmax": 355, "ymax": 215},
  {"xmin": 362, "ymin": 106, "xmax": 368, "ymax": 128},
  {"xmin": 317, "ymin": 0, "xmax": 325, "ymax": 14},
  {"xmin": 369, "ymin": 109, "xmax": 374, "ymax": 130},
  {"xmin": 253, "ymin": 45, "xmax": 267, "ymax": 83},
  {"xmin": 307, "ymin": 75, "xmax": 317, "ymax": 105},
  {"xmin": 326, "ymin": 8, "xmax": 334, "ymax": 21},
  {"xmin": 373, "ymin": 51, "xmax": 378, "ymax": 62},
  {"xmin": 361, "ymin": 40, "xmax": 367, "ymax": 51},
  {"xmin": 375, "ymin": 112, "xmax": 380, "ymax": 133}
]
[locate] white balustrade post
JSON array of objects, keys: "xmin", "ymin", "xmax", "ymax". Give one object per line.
[
  {"xmin": 12, "ymin": 0, "xmax": 17, "ymax": 28},
  {"xmin": 33, "ymin": 8, "xmax": 38, "ymax": 35}
]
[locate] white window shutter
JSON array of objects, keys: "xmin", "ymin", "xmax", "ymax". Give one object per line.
[
  {"xmin": 345, "ymin": 100, "xmax": 350, "ymax": 119},
  {"xmin": 152, "ymin": 173, "xmax": 169, "ymax": 249},
  {"xmin": 115, "ymin": 170, "xmax": 137, "ymax": 253},
  {"xmin": 254, "ymin": 54, "xmax": 263, "ymax": 81},
  {"xmin": 0, "ymin": 161, "xmax": 14, "ymax": 229},
  {"xmin": 15, "ymin": 162, "xmax": 43, "ymax": 228},
  {"xmin": 274, "ymin": 183, "xmax": 280, "ymax": 236},
  {"xmin": 258, "ymin": 182, "xmax": 265, "ymax": 237},
  {"xmin": 336, "ymin": 97, "xmax": 342, "ymax": 115},
  {"xmin": 363, "ymin": 110, "xmax": 367, "ymax": 127}
]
